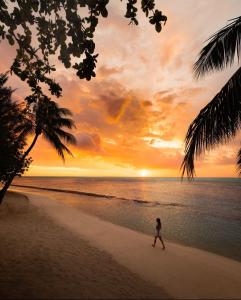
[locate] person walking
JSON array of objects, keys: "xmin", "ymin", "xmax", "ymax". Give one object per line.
[{"xmin": 152, "ymin": 218, "xmax": 165, "ymax": 249}]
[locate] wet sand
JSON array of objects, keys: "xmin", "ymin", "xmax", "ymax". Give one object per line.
[{"xmin": 0, "ymin": 191, "xmax": 168, "ymax": 299}]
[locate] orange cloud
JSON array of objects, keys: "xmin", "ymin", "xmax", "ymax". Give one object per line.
[
  {"xmin": 76, "ymin": 132, "xmax": 102, "ymax": 152},
  {"xmin": 46, "ymin": 74, "xmax": 201, "ymax": 172}
]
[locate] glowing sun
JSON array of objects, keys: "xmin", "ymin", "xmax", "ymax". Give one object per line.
[{"xmin": 139, "ymin": 169, "xmax": 149, "ymax": 177}]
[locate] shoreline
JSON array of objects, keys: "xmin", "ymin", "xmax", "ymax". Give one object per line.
[
  {"xmin": 0, "ymin": 191, "xmax": 168, "ymax": 299},
  {"xmin": 12, "ymin": 188, "xmax": 241, "ymax": 299},
  {"xmin": 12, "ymin": 184, "xmax": 241, "ymax": 263}
]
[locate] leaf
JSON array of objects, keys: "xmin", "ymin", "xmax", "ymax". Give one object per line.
[
  {"xmin": 32, "ymin": 0, "xmax": 39, "ymax": 12},
  {"xmin": 100, "ymin": 7, "xmax": 108, "ymax": 18},
  {"xmin": 182, "ymin": 66, "xmax": 241, "ymax": 178},
  {"xmin": 155, "ymin": 23, "xmax": 162, "ymax": 32},
  {"xmin": 0, "ymin": 0, "xmax": 7, "ymax": 9},
  {"xmin": 6, "ymin": 34, "xmax": 14, "ymax": 45},
  {"xmin": 194, "ymin": 17, "xmax": 241, "ymax": 77},
  {"xmin": 237, "ymin": 148, "xmax": 241, "ymax": 174}
]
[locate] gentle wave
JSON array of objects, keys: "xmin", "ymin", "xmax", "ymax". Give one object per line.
[
  {"xmin": 12, "ymin": 184, "xmax": 116, "ymax": 199},
  {"xmin": 12, "ymin": 184, "xmax": 187, "ymax": 208}
]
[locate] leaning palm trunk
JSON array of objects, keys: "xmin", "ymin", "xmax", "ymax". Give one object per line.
[
  {"xmin": 0, "ymin": 178, "xmax": 14, "ymax": 204},
  {"xmin": 0, "ymin": 133, "xmax": 39, "ymax": 204}
]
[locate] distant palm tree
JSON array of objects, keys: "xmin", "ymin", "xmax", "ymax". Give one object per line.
[
  {"xmin": 182, "ymin": 16, "xmax": 241, "ymax": 178},
  {"xmin": 0, "ymin": 96, "xmax": 76, "ymax": 203},
  {"xmin": 0, "ymin": 73, "xmax": 30, "ymax": 192},
  {"xmin": 0, "ymin": 73, "xmax": 28, "ymax": 139}
]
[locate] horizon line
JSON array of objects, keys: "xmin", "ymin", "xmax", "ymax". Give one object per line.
[{"xmin": 20, "ymin": 175, "xmax": 241, "ymax": 179}]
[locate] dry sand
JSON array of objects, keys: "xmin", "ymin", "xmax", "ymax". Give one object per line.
[{"xmin": 0, "ymin": 191, "xmax": 168, "ymax": 299}]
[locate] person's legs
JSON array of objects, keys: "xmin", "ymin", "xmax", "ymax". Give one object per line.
[
  {"xmin": 152, "ymin": 236, "xmax": 157, "ymax": 247},
  {"xmin": 159, "ymin": 236, "xmax": 165, "ymax": 250}
]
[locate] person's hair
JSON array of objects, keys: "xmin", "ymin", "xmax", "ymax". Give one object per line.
[{"xmin": 156, "ymin": 218, "xmax": 161, "ymax": 223}]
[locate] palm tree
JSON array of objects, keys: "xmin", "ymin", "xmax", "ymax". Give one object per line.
[
  {"xmin": 0, "ymin": 73, "xmax": 28, "ymax": 141},
  {"xmin": 0, "ymin": 73, "xmax": 30, "ymax": 190},
  {"xmin": 23, "ymin": 97, "xmax": 76, "ymax": 161},
  {"xmin": 182, "ymin": 16, "xmax": 241, "ymax": 178},
  {"xmin": 0, "ymin": 96, "xmax": 76, "ymax": 203}
]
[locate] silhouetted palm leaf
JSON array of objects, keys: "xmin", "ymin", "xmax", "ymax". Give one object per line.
[
  {"xmin": 50, "ymin": 117, "xmax": 75, "ymax": 129},
  {"xmin": 34, "ymin": 99, "xmax": 76, "ymax": 161},
  {"xmin": 0, "ymin": 73, "xmax": 31, "ymax": 187},
  {"xmin": 14, "ymin": 118, "xmax": 35, "ymax": 138},
  {"xmin": 194, "ymin": 17, "xmax": 241, "ymax": 77},
  {"xmin": 57, "ymin": 107, "xmax": 73, "ymax": 116},
  {"xmin": 237, "ymin": 149, "xmax": 241, "ymax": 174},
  {"xmin": 182, "ymin": 66, "xmax": 241, "ymax": 178},
  {"xmin": 53, "ymin": 128, "xmax": 76, "ymax": 144},
  {"xmin": 43, "ymin": 130, "xmax": 73, "ymax": 161}
]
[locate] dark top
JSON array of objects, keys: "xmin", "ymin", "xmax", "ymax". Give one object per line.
[{"xmin": 156, "ymin": 222, "xmax": 161, "ymax": 235}]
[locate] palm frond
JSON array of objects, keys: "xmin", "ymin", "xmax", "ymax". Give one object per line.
[
  {"xmin": 43, "ymin": 130, "xmax": 73, "ymax": 161},
  {"xmin": 0, "ymin": 73, "xmax": 8, "ymax": 88},
  {"xmin": 237, "ymin": 148, "xmax": 241, "ymax": 174},
  {"xmin": 182, "ymin": 66, "xmax": 241, "ymax": 178},
  {"xmin": 57, "ymin": 107, "xmax": 73, "ymax": 116},
  {"xmin": 45, "ymin": 100, "xmax": 73, "ymax": 117},
  {"xmin": 53, "ymin": 128, "xmax": 77, "ymax": 145},
  {"xmin": 34, "ymin": 98, "xmax": 76, "ymax": 161},
  {"xmin": 194, "ymin": 16, "xmax": 241, "ymax": 77},
  {"xmin": 15, "ymin": 121, "xmax": 35, "ymax": 139},
  {"xmin": 51, "ymin": 117, "xmax": 76, "ymax": 129}
]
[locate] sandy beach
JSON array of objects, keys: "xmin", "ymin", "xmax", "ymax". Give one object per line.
[
  {"xmin": 0, "ymin": 191, "xmax": 167, "ymax": 299},
  {"xmin": 1, "ymin": 189, "xmax": 241, "ymax": 299}
]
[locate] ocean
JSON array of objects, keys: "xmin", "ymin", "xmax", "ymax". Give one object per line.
[{"xmin": 13, "ymin": 177, "xmax": 241, "ymax": 261}]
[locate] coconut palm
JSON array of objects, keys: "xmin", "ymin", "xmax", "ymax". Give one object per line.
[
  {"xmin": 0, "ymin": 73, "xmax": 28, "ymax": 139},
  {"xmin": 0, "ymin": 73, "xmax": 30, "ymax": 190},
  {"xmin": 182, "ymin": 16, "xmax": 241, "ymax": 178},
  {"xmin": 0, "ymin": 96, "xmax": 76, "ymax": 203},
  {"xmin": 23, "ymin": 97, "xmax": 76, "ymax": 162}
]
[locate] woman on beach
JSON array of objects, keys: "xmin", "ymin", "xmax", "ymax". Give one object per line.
[{"xmin": 152, "ymin": 218, "xmax": 165, "ymax": 249}]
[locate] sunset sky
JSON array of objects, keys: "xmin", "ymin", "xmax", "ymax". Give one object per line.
[{"xmin": 1, "ymin": 0, "xmax": 241, "ymax": 177}]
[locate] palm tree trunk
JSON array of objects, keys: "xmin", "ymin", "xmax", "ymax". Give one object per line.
[
  {"xmin": 21, "ymin": 133, "xmax": 39, "ymax": 161},
  {"xmin": 0, "ymin": 178, "xmax": 13, "ymax": 204},
  {"xmin": 0, "ymin": 134, "xmax": 39, "ymax": 205}
]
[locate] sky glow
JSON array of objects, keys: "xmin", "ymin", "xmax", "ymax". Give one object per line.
[{"xmin": 1, "ymin": 0, "xmax": 241, "ymax": 177}]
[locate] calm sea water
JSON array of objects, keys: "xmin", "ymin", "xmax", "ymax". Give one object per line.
[{"xmin": 13, "ymin": 177, "xmax": 241, "ymax": 261}]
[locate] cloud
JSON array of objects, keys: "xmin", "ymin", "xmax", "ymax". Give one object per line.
[
  {"xmin": 76, "ymin": 132, "xmax": 102, "ymax": 152},
  {"xmin": 155, "ymin": 92, "xmax": 176, "ymax": 105},
  {"xmin": 142, "ymin": 100, "xmax": 153, "ymax": 107},
  {"xmin": 7, "ymin": 63, "xmax": 207, "ymax": 174},
  {"xmin": 159, "ymin": 35, "xmax": 186, "ymax": 68},
  {"xmin": 53, "ymin": 72, "xmax": 204, "ymax": 172},
  {"xmin": 98, "ymin": 89, "xmax": 130, "ymax": 121},
  {"xmin": 97, "ymin": 65, "xmax": 124, "ymax": 77}
]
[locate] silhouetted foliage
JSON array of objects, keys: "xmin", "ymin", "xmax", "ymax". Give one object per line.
[
  {"xmin": 194, "ymin": 17, "xmax": 241, "ymax": 78},
  {"xmin": 0, "ymin": 0, "xmax": 167, "ymax": 104},
  {"xmin": 182, "ymin": 17, "xmax": 241, "ymax": 178},
  {"xmin": 0, "ymin": 73, "xmax": 31, "ymax": 184},
  {"xmin": 0, "ymin": 74, "xmax": 76, "ymax": 203},
  {"xmin": 28, "ymin": 96, "xmax": 77, "ymax": 161}
]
